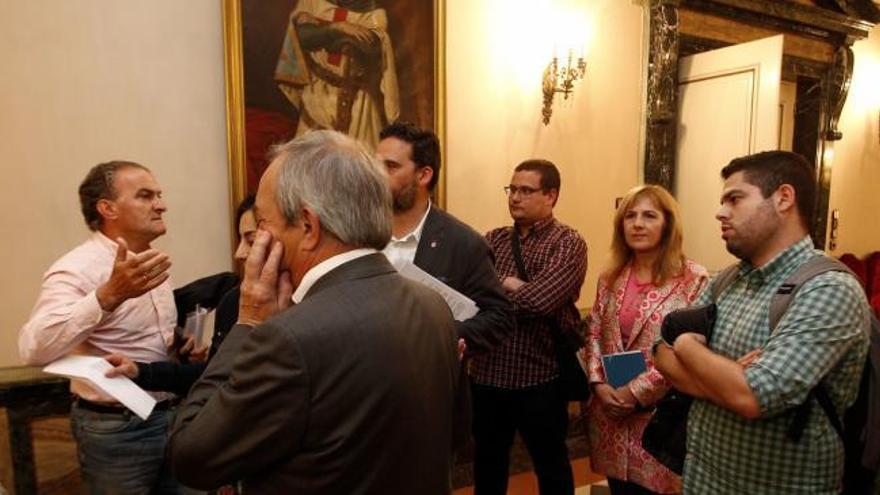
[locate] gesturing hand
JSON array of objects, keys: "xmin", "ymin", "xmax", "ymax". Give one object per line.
[
  {"xmin": 96, "ymin": 238, "xmax": 171, "ymax": 312},
  {"xmin": 237, "ymin": 230, "xmax": 294, "ymax": 327}
]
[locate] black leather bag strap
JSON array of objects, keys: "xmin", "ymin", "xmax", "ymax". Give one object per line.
[
  {"xmin": 510, "ymin": 228, "xmax": 566, "ymax": 337},
  {"xmin": 771, "ymin": 257, "xmax": 854, "ymax": 441},
  {"xmin": 814, "ymin": 384, "xmax": 845, "ymax": 437},
  {"xmin": 510, "ymin": 228, "xmax": 530, "ymax": 283}
]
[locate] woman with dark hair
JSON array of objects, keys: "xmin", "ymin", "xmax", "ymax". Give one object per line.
[{"xmin": 581, "ymin": 185, "xmax": 707, "ymax": 494}]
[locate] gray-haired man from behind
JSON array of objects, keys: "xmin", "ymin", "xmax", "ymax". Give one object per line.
[{"xmin": 170, "ymin": 130, "xmax": 470, "ymax": 494}]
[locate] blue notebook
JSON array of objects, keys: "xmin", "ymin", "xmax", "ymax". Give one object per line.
[{"xmin": 601, "ymin": 351, "xmax": 648, "ymax": 388}]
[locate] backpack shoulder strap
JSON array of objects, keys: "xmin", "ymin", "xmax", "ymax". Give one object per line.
[
  {"xmin": 770, "ymin": 255, "xmax": 858, "ymax": 442},
  {"xmin": 768, "ymin": 255, "xmax": 856, "ymax": 333},
  {"xmin": 863, "ymin": 314, "xmax": 880, "ymax": 468},
  {"xmin": 711, "ymin": 264, "xmax": 741, "ymax": 302}
]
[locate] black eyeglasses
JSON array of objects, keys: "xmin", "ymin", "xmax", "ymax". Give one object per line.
[{"xmin": 503, "ymin": 185, "xmax": 542, "ymax": 197}]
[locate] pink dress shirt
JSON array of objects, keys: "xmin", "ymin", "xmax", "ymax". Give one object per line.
[{"xmin": 19, "ymin": 232, "xmax": 176, "ymax": 402}]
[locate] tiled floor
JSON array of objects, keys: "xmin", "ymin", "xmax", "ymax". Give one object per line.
[{"xmin": 453, "ymin": 457, "xmax": 607, "ymax": 495}]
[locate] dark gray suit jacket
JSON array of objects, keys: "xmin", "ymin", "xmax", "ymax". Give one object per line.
[
  {"xmin": 415, "ymin": 206, "xmax": 513, "ymax": 356},
  {"xmin": 170, "ymin": 254, "xmax": 469, "ymax": 494}
]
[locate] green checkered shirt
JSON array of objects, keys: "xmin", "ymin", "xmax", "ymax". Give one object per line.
[{"xmin": 684, "ymin": 237, "xmax": 870, "ymax": 494}]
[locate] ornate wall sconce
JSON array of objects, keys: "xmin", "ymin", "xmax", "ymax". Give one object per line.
[{"xmin": 542, "ymin": 49, "xmax": 586, "ymax": 125}]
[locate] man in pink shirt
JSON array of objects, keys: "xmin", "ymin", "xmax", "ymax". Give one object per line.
[{"xmin": 19, "ymin": 160, "xmax": 181, "ymax": 494}]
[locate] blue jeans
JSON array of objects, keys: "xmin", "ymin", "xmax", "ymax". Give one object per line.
[{"xmin": 70, "ymin": 403, "xmax": 180, "ymax": 495}]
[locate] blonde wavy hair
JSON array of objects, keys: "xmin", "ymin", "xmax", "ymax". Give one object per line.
[{"xmin": 604, "ymin": 184, "xmax": 686, "ymax": 286}]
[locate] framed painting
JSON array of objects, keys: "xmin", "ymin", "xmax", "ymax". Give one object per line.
[{"xmin": 222, "ymin": 0, "xmax": 446, "ymax": 226}]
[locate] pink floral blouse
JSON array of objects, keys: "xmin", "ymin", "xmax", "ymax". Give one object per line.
[{"xmin": 580, "ymin": 260, "xmax": 708, "ymax": 493}]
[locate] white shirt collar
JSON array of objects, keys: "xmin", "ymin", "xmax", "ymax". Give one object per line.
[
  {"xmin": 390, "ymin": 201, "xmax": 432, "ymax": 243},
  {"xmin": 291, "ymin": 248, "xmax": 378, "ymax": 303}
]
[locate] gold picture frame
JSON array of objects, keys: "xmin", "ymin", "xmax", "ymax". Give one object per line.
[{"xmin": 221, "ymin": 0, "xmax": 446, "ymax": 244}]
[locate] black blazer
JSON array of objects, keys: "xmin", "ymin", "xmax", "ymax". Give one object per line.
[
  {"xmin": 170, "ymin": 254, "xmax": 470, "ymax": 494},
  {"xmin": 134, "ymin": 287, "xmax": 240, "ymax": 396},
  {"xmin": 414, "ymin": 206, "xmax": 513, "ymax": 356}
]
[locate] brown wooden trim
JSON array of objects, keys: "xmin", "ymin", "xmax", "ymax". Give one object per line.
[
  {"xmin": 683, "ymin": 0, "xmax": 875, "ymax": 38},
  {"xmin": 830, "ymin": 0, "xmax": 880, "ymax": 23},
  {"xmin": 679, "ymin": 8, "xmax": 836, "ymax": 62},
  {"xmin": 645, "ymin": 0, "xmax": 870, "ymax": 249}
]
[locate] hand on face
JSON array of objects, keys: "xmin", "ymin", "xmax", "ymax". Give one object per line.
[
  {"xmin": 237, "ymin": 230, "xmax": 294, "ymax": 327},
  {"xmin": 96, "ymin": 238, "xmax": 171, "ymax": 312}
]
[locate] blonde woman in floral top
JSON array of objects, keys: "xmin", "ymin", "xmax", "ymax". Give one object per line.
[{"xmin": 581, "ymin": 185, "xmax": 707, "ymax": 494}]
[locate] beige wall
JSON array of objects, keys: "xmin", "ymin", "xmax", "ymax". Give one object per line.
[
  {"xmin": 445, "ymin": 0, "xmax": 646, "ymax": 308},
  {"xmin": 1, "ymin": 0, "xmax": 875, "ymax": 371},
  {"xmin": 828, "ymin": 27, "xmax": 880, "ymax": 258},
  {"xmin": 0, "ymin": 1, "xmax": 231, "ymax": 367}
]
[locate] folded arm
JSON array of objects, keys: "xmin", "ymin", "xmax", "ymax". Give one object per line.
[
  {"xmin": 507, "ymin": 234, "xmax": 587, "ymax": 316},
  {"xmin": 669, "ymin": 334, "xmax": 761, "ymax": 418}
]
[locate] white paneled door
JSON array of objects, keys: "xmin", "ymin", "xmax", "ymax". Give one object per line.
[{"xmin": 675, "ymin": 35, "xmax": 785, "ymax": 272}]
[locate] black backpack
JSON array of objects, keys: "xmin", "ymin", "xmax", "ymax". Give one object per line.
[{"xmin": 643, "ymin": 255, "xmax": 879, "ymax": 492}]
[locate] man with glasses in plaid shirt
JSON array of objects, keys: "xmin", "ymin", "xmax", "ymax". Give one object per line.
[
  {"xmin": 471, "ymin": 159, "xmax": 587, "ymax": 495},
  {"xmin": 655, "ymin": 151, "xmax": 870, "ymax": 493}
]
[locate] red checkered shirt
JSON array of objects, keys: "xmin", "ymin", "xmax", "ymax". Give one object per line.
[{"xmin": 470, "ymin": 217, "xmax": 587, "ymax": 389}]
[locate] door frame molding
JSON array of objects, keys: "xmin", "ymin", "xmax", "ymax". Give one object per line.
[{"xmin": 644, "ymin": 0, "xmax": 875, "ymax": 249}]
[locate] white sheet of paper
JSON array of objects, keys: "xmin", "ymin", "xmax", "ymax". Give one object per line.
[
  {"xmin": 43, "ymin": 355, "xmax": 157, "ymax": 420},
  {"xmin": 393, "ymin": 260, "xmax": 479, "ymax": 321}
]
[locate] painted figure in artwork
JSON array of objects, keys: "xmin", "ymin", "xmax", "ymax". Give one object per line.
[{"xmin": 275, "ymin": 0, "xmax": 400, "ymax": 150}]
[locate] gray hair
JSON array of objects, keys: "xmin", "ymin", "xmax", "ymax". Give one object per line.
[{"xmin": 271, "ymin": 130, "xmax": 392, "ymax": 250}]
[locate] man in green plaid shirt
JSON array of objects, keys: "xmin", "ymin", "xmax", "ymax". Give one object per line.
[{"xmin": 655, "ymin": 151, "xmax": 870, "ymax": 493}]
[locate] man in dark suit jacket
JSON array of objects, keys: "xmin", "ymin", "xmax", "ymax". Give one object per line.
[
  {"xmin": 377, "ymin": 122, "xmax": 513, "ymax": 357},
  {"xmin": 169, "ymin": 130, "xmax": 469, "ymax": 494}
]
